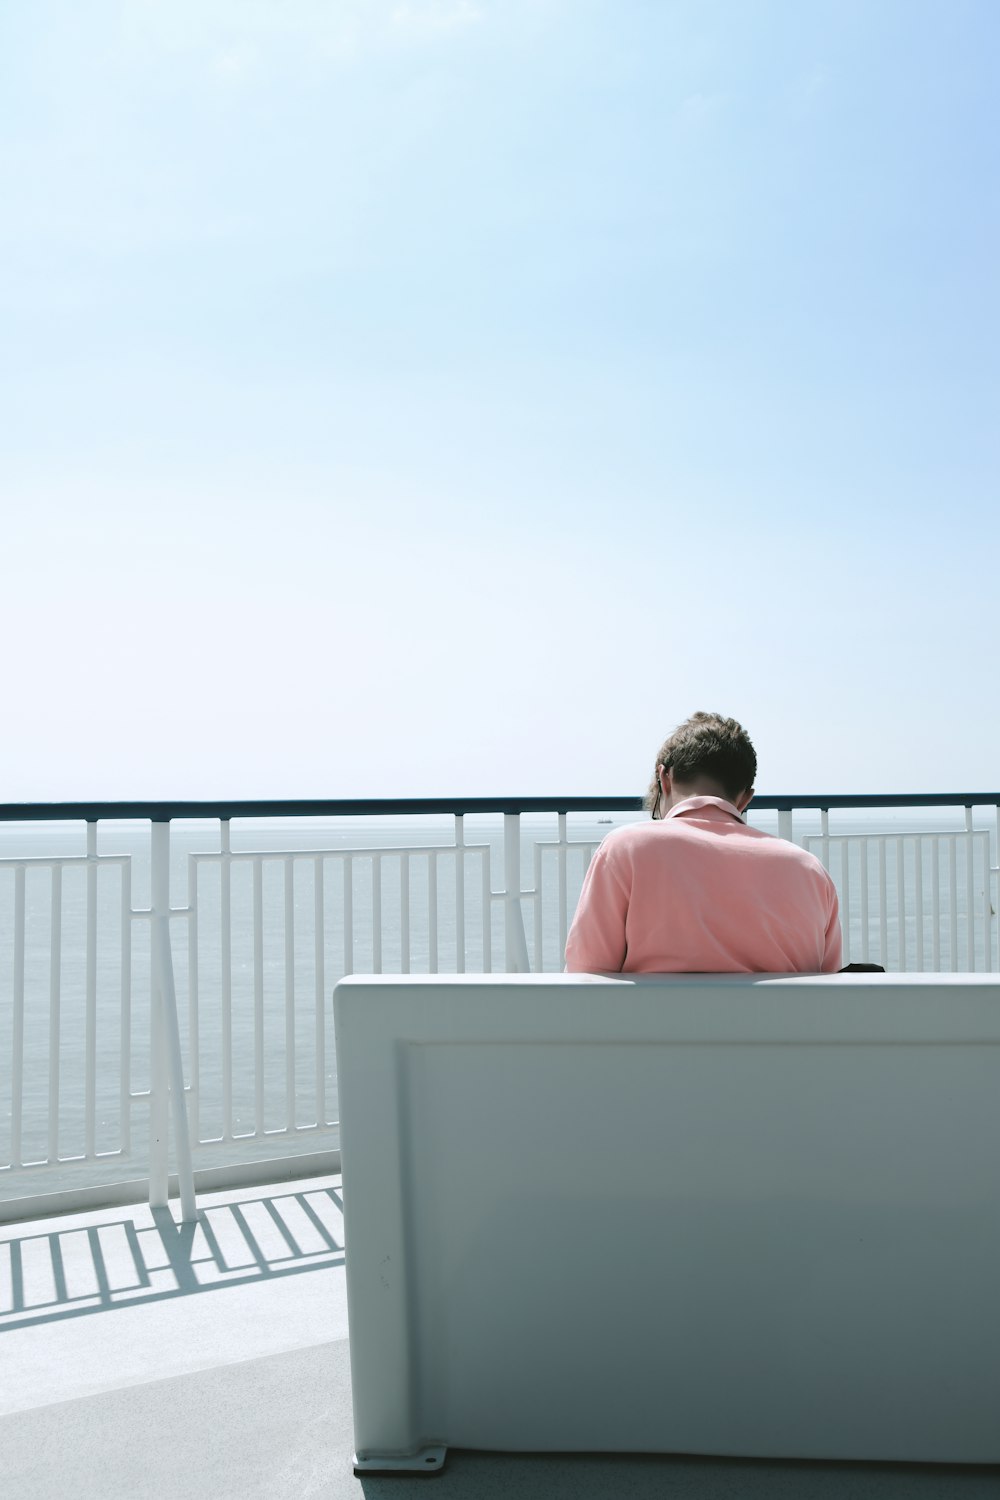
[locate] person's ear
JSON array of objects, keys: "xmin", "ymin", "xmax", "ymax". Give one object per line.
[{"xmin": 736, "ymin": 786, "xmax": 754, "ymax": 813}]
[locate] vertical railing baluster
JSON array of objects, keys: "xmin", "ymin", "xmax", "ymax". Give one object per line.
[
  {"xmin": 818, "ymin": 810, "xmax": 833, "ymax": 964},
  {"xmin": 558, "ymin": 813, "xmax": 568, "ymax": 965},
  {"xmin": 12, "ymin": 865, "xmax": 25, "ymax": 1167},
  {"xmin": 149, "ymin": 820, "xmax": 195, "ymax": 1220},
  {"xmin": 931, "ymin": 839, "xmax": 941, "ymax": 970},
  {"xmin": 875, "ymin": 840, "xmax": 881, "ymax": 966},
  {"xmin": 121, "ymin": 860, "xmax": 132, "ymax": 1155},
  {"xmin": 221, "ymin": 821, "xmax": 233, "ymax": 1141},
  {"xmin": 314, "ymin": 856, "xmax": 325, "ymax": 1124},
  {"xmin": 914, "ymin": 837, "xmax": 924, "ymax": 970},
  {"xmin": 48, "ymin": 865, "xmax": 62, "ymax": 1163},
  {"xmin": 839, "ymin": 839, "xmax": 851, "ymax": 964},
  {"xmin": 533, "ymin": 842, "xmax": 544, "ymax": 971},
  {"xmin": 481, "ymin": 849, "xmax": 491, "ymax": 972},
  {"xmin": 428, "ymin": 852, "xmax": 438, "ymax": 972},
  {"xmin": 896, "ymin": 839, "xmax": 906, "ymax": 971},
  {"xmin": 503, "ymin": 813, "xmax": 530, "ymax": 972},
  {"xmin": 400, "ymin": 853, "xmax": 410, "ymax": 974},
  {"xmin": 778, "ymin": 808, "xmax": 794, "ymax": 844},
  {"xmin": 455, "ymin": 815, "xmax": 466, "ymax": 974},
  {"xmin": 981, "ymin": 832, "xmax": 992, "ymax": 973},
  {"xmin": 965, "ymin": 808, "xmax": 975, "ymax": 971},
  {"xmin": 948, "ymin": 837, "xmax": 958, "ymax": 972},
  {"xmin": 188, "ymin": 853, "xmax": 200, "ymax": 1143},
  {"xmin": 344, "ymin": 856, "xmax": 354, "ymax": 976},
  {"xmin": 860, "ymin": 839, "xmax": 870, "ymax": 963},
  {"xmin": 85, "ymin": 823, "xmax": 98, "ymax": 1157},
  {"xmin": 149, "ymin": 830, "xmax": 169, "ymax": 1205},
  {"xmin": 877, "ymin": 840, "xmax": 888, "ymax": 968},
  {"xmin": 285, "ymin": 858, "xmax": 295, "ymax": 1130},
  {"xmin": 372, "ymin": 857, "xmax": 382, "ymax": 973},
  {"xmin": 253, "ymin": 857, "xmax": 264, "ymax": 1133}
]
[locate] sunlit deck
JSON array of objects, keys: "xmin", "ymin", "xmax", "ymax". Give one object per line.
[{"xmin": 3, "ymin": 1167, "xmax": 998, "ymax": 1500}]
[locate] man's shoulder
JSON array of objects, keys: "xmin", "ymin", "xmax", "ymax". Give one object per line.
[
  {"xmin": 596, "ymin": 821, "xmax": 660, "ymax": 850},
  {"xmin": 586, "ymin": 822, "xmax": 661, "ymax": 869},
  {"xmin": 670, "ymin": 816, "xmax": 835, "ymax": 882},
  {"xmin": 752, "ymin": 829, "xmax": 837, "ymax": 885},
  {"xmin": 598, "ymin": 818, "xmax": 831, "ymax": 870}
]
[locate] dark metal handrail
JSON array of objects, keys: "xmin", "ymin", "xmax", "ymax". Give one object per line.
[{"xmin": 0, "ymin": 793, "xmax": 999, "ymax": 821}]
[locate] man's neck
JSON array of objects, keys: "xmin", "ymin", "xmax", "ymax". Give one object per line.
[{"xmin": 663, "ymin": 780, "xmax": 733, "ymax": 813}]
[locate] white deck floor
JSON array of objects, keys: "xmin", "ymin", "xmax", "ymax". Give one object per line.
[{"xmin": 2, "ymin": 1172, "xmax": 998, "ymax": 1500}]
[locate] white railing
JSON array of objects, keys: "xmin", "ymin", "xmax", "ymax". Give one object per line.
[
  {"xmin": 1, "ymin": 795, "xmax": 998, "ymax": 1220},
  {"xmin": 802, "ymin": 807, "xmax": 997, "ymax": 972}
]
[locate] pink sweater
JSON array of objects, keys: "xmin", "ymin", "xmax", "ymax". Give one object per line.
[{"xmin": 564, "ymin": 796, "xmax": 843, "ymax": 974}]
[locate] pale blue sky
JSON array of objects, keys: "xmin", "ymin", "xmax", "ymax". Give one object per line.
[{"xmin": 3, "ymin": 0, "xmax": 998, "ymax": 799}]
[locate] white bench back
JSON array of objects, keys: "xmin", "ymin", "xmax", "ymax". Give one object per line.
[{"xmin": 334, "ymin": 973, "xmax": 1000, "ymax": 1465}]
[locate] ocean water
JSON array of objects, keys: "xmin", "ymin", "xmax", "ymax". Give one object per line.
[{"xmin": 1, "ymin": 808, "xmax": 996, "ymax": 1200}]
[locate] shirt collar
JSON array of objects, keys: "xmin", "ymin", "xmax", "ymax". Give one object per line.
[{"xmin": 664, "ymin": 794, "xmax": 744, "ymax": 823}]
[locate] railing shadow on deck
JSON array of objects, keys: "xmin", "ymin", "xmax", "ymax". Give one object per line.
[{"xmin": 0, "ymin": 1184, "xmax": 344, "ymax": 1333}]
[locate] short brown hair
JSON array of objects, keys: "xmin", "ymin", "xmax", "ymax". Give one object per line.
[{"xmin": 644, "ymin": 712, "xmax": 757, "ymax": 813}]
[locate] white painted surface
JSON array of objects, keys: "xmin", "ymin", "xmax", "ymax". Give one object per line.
[{"xmin": 334, "ymin": 973, "xmax": 1000, "ymax": 1465}]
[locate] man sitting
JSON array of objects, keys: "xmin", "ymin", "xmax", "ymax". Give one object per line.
[{"xmin": 564, "ymin": 712, "xmax": 842, "ymax": 974}]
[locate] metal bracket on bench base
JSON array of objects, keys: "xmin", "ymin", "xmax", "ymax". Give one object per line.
[{"xmin": 353, "ymin": 1445, "xmax": 447, "ymax": 1477}]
